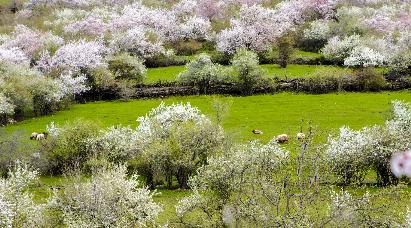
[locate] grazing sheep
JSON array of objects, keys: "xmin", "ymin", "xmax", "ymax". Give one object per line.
[
  {"xmin": 30, "ymin": 132, "xmax": 38, "ymax": 140},
  {"xmin": 297, "ymin": 132, "xmax": 305, "ymax": 140},
  {"xmin": 35, "ymin": 132, "xmax": 48, "ymax": 141},
  {"xmin": 276, "ymin": 134, "xmax": 289, "ymax": 143},
  {"xmin": 252, "ymin": 129, "xmax": 263, "ymax": 135}
]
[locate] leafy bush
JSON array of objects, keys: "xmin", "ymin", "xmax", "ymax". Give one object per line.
[
  {"xmin": 108, "ymin": 53, "xmax": 147, "ymax": 83},
  {"xmin": 353, "ymin": 68, "xmax": 386, "ymax": 91},
  {"xmin": 50, "ymin": 165, "xmax": 162, "ymax": 227},
  {"xmin": 277, "ymin": 35, "xmax": 294, "ymax": 68},
  {"xmin": 177, "ymin": 53, "xmax": 228, "ymax": 93},
  {"xmin": 134, "ymin": 102, "xmax": 225, "ymax": 188},
  {"xmin": 231, "ymin": 49, "xmax": 264, "ymax": 95},
  {"xmin": 40, "ymin": 120, "xmax": 101, "ymax": 174}
]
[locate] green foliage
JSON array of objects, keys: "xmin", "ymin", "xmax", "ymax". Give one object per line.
[
  {"xmin": 277, "ymin": 35, "xmax": 294, "ymax": 68},
  {"xmin": 353, "ymin": 68, "xmax": 386, "ymax": 91},
  {"xmin": 39, "ymin": 120, "xmax": 101, "ymax": 175},
  {"xmin": 231, "ymin": 49, "xmax": 264, "ymax": 95},
  {"xmin": 108, "ymin": 53, "xmax": 147, "ymax": 83},
  {"xmin": 177, "ymin": 53, "xmax": 228, "ymax": 93}
]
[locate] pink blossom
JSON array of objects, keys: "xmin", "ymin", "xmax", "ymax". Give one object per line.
[{"xmin": 391, "ymin": 150, "xmax": 411, "ymax": 178}]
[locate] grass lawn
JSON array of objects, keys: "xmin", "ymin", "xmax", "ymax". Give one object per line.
[
  {"xmin": 145, "ymin": 64, "xmax": 353, "ymax": 83},
  {"xmin": 7, "ymin": 91, "xmax": 411, "ymax": 142}
]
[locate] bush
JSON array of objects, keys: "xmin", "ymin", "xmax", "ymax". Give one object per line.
[
  {"xmin": 134, "ymin": 102, "xmax": 226, "ymax": 189},
  {"xmin": 231, "ymin": 49, "xmax": 264, "ymax": 95},
  {"xmin": 39, "ymin": 120, "xmax": 101, "ymax": 175},
  {"xmin": 50, "ymin": 165, "xmax": 162, "ymax": 227},
  {"xmin": 177, "ymin": 53, "xmax": 229, "ymax": 93},
  {"xmin": 277, "ymin": 35, "xmax": 294, "ymax": 68},
  {"xmin": 0, "ymin": 129, "xmax": 37, "ymax": 176},
  {"xmin": 108, "ymin": 53, "xmax": 147, "ymax": 83},
  {"xmin": 176, "ymin": 140, "xmax": 290, "ymax": 226},
  {"xmin": 170, "ymin": 40, "xmax": 203, "ymax": 55},
  {"xmin": 0, "ymin": 163, "xmax": 47, "ymax": 227},
  {"xmin": 353, "ymin": 68, "xmax": 386, "ymax": 91},
  {"xmin": 326, "ymin": 100, "xmax": 411, "ymax": 185}
]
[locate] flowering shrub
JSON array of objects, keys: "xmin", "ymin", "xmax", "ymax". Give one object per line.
[
  {"xmin": 0, "ymin": 163, "xmax": 47, "ymax": 227},
  {"xmin": 51, "ymin": 40, "xmax": 109, "ymax": 72},
  {"xmin": 0, "ymin": 47, "xmax": 30, "ymax": 67},
  {"xmin": 109, "ymin": 28, "xmax": 165, "ymax": 59},
  {"xmin": 136, "ymin": 102, "xmax": 210, "ymax": 144},
  {"xmin": 40, "ymin": 120, "xmax": 101, "ymax": 174},
  {"xmin": 86, "ymin": 125, "xmax": 141, "ymax": 162},
  {"xmin": 344, "ymin": 46, "xmax": 385, "ymax": 67},
  {"xmin": 176, "ymin": 140, "xmax": 289, "ymax": 226},
  {"xmin": 50, "ymin": 165, "xmax": 162, "ymax": 227},
  {"xmin": 326, "ymin": 100, "xmax": 411, "ymax": 185},
  {"xmin": 133, "ymin": 102, "xmax": 225, "ymax": 188},
  {"xmin": 177, "ymin": 53, "xmax": 228, "ymax": 93},
  {"xmin": 322, "ymin": 35, "xmax": 362, "ymax": 64},
  {"xmin": 1, "ymin": 25, "xmax": 64, "ymax": 60},
  {"xmin": 0, "ymin": 93, "xmax": 15, "ymax": 116}
]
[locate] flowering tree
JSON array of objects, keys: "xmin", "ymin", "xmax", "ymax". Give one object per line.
[
  {"xmin": 344, "ymin": 46, "xmax": 385, "ymax": 67},
  {"xmin": 176, "ymin": 140, "xmax": 289, "ymax": 226},
  {"xmin": 216, "ymin": 4, "xmax": 284, "ymax": 54},
  {"xmin": 50, "ymin": 40, "xmax": 109, "ymax": 72},
  {"xmin": 322, "ymin": 35, "xmax": 362, "ymax": 64},
  {"xmin": 0, "ymin": 47, "xmax": 30, "ymax": 67},
  {"xmin": 0, "ymin": 93, "xmax": 15, "ymax": 116},
  {"xmin": 326, "ymin": 100, "xmax": 411, "ymax": 185},
  {"xmin": 0, "ymin": 163, "xmax": 47, "ymax": 227},
  {"xmin": 1, "ymin": 25, "xmax": 64, "ymax": 60},
  {"xmin": 50, "ymin": 165, "xmax": 162, "ymax": 227},
  {"xmin": 109, "ymin": 28, "xmax": 165, "ymax": 59}
]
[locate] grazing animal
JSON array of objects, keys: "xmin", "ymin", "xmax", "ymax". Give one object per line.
[
  {"xmin": 30, "ymin": 132, "xmax": 38, "ymax": 140},
  {"xmin": 297, "ymin": 132, "xmax": 305, "ymax": 140},
  {"xmin": 35, "ymin": 132, "xmax": 48, "ymax": 141},
  {"xmin": 252, "ymin": 129, "xmax": 263, "ymax": 135},
  {"xmin": 276, "ymin": 134, "xmax": 289, "ymax": 143}
]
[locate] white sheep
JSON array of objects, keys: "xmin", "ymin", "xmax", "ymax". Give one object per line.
[
  {"xmin": 276, "ymin": 134, "xmax": 289, "ymax": 143},
  {"xmin": 30, "ymin": 132, "xmax": 38, "ymax": 140},
  {"xmin": 297, "ymin": 132, "xmax": 305, "ymax": 140},
  {"xmin": 35, "ymin": 132, "xmax": 48, "ymax": 141}
]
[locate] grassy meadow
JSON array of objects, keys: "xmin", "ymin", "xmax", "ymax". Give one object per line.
[
  {"xmin": 12, "ymin": 91, "xmax": 411, "ymax": 225},
  {"xmin": 8, "ymin": 91, "xmax": 411, "ymax": 142}
]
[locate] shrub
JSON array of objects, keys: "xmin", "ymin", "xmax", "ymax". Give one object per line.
[
  {"xmin": 0, "ymin": 163, "xmax": 47, "ymax": 227},
  {"xmin": 277, "ymin": 35, "xmax": 294, "ymax": 68},
  {"xmin": 326, "ymin": 100, "xmax": 411, "ymax": 185},
  {"xmin": 135, "ymin": 102, "xmax": 225, "ymax": 188},
  {"xmin": 50, "ymin": 165, "xmax": 162, "ymax": 227},
  {"xmin": 40, "ymin": 120, "xmax": 101, "ymax": 174},
  {"xmin": 108, "ymin": 53, "xmax": 147, "ymax": 83},
  {"xmin": 353, "ymin": 68, "xmax": 386, "ymax": 91},
  {"xmin": 0, "ymin": 129, "xmax": 37, "ymax": 176},
  {"xmin": 176, "ymin": 140, "xmax": 289, "ymax": 226},
  {"xmin": 231, "ymin": 49, "xmax": 264, "ymax": 95},
  {"xmin": 177, "ymin": 53, "xmax": 228, "ymax": 93}
]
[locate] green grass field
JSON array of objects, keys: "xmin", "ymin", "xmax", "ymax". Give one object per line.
[
  {"xmin": 145, "ymin": 64, "xmax": 352, "ymax": 83},
  {"xmin": 7, "ymin": 92, "xmax": 411, "ymax": 142},
  {"xmin": 11, "ymin": 91, "xmax": 411, "ymax": 225}
]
